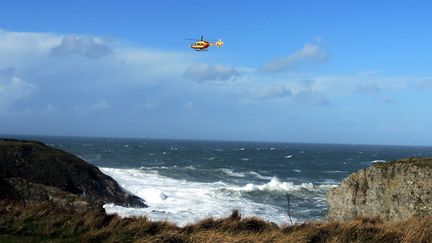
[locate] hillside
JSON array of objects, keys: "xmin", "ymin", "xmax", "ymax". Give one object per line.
[{"xmin": 0, "ymin": 138, "xmax": 146, "ymax": 208}]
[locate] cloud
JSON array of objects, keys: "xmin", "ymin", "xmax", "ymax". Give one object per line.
[
  {"xmin": 298, "ymin": 79, "xmax": 315, "ymax": 88},
  {"xmin": 261, "ymin": 43, "xmax": 328, "ymax": 73},
  {"xmin": 354, "ymin": 81, "xmax": 381, "ymax": 94},
  {"xmin": 0, "ymin": 76, "xmax": 36, "ymax": 111},
  {"xmin": 183, "ymin": 63, "xmax": 239, "ymax": 83},
  {"xmin": 50, "ymin": 34, "xmax": 112, "ymax": 59},
  {"xmin": 183, "ymin": 101, "xmax": 201, "ymax": 115},
  {"xmin": 44, "ymin": 104, "xmax": 59, "ymax": 112},
  {"xmin": 380, "ymin": 97, "xmax": 396, "ymax": 104},
  {"xmin": 414, "ymin": 78, "xmax": 432, "ymax": 89},
  {"xmin": 0, "ymin": 67, "xmax": 16, "ymax": 76},
  {"xmin": 88, "ymin": 99, "xmax": 110, "ymax": 110},
  {"xmin": 249, "ymin": 84, "xmax": 292, "ymax": 100},
  {"xmin": 74, "ymin": 100, "xmax": 110, "ymax": 114},
  {"xmin": 0, "ymin": 29, "xmax": 195, "ymax": 119},
  {"xmin": 293, "ymin": 89, "xmax": 329, "ymax": 106}
]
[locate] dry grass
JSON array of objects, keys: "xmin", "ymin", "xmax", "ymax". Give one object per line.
[{"xmin": 0, "ymin": 201, "xmax": 431, "ymax": 243}]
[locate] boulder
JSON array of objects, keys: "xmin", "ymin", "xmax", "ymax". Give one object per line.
[{"xmin": 327, "ymin": 157, "xmax": 432, "ymax": 221}]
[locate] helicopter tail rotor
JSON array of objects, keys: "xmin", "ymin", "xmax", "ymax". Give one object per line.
[{"xmin": 215, "ymin": 39, "xmax": 224, "ymax": 47}]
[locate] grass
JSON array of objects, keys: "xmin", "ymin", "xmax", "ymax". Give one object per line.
[{"xmin": 1, "ymin": 200, "xmax": 431, "ymax": 242}]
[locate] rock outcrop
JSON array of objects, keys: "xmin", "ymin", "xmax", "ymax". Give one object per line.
[
  {"xmin": 0, "ymin": 177, "xmax": 99, "ymax": 212},
  {"xmin": 327, "ymin": 157, "xmax": 432, "ymax": 221},
  {"xmin": 0, "ymin": 138, "xmax": 146, "ymax": 208}
]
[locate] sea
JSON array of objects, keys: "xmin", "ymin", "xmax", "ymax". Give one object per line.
[{"xmin": 6, "ymin": 135, "xmax": 432, "ymax": 226}]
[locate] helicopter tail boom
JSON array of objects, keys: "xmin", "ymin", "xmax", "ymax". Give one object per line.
[{"xmin": 210, "ymin": 39, "xmax": 224, "ymax": 47}]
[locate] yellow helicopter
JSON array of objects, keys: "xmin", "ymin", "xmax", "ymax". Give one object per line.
[{"xmin": 187, "ymin": 36, "xmax": 223, "ymax": 51}]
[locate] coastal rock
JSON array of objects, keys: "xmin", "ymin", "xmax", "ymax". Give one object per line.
[
  {"xmin": 0, "ymin": 177, "xmax": 99, "ymax": 212},
  {"xmin": 0, "ymin": 139, "xmax": 146, "ymax": 208},
  {"xmin": 327, "ymin": 157, "xmax": 432, "ymax": 221}
]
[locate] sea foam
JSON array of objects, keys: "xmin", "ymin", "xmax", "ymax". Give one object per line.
[{"xmin": 100, "ymin": 167, "xmax": 295, "ymax": 226}]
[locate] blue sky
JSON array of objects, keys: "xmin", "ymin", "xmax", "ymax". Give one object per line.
[{"xmin": 1, "ymin": 1, "xmax": 432, "ymax": 145}]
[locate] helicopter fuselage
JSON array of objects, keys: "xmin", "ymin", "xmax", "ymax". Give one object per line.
[{"xmin": 190, "ymin": 41, "xmax": 210, "ymax": 50}]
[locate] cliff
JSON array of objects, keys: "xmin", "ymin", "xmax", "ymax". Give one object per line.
[
  {"xmin": 327, "ymin": 157, "xmax": 432, "ymax": 221},
  {"xmin": 0, "ymin": 138, "xmax": 146, "ymax": 208}
]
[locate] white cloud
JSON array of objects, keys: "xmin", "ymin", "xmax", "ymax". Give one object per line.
[
  {"xmin": 249, "ymin": 84, "xmax": 292, "ymax": 100},
  {"xmin": 294, "ymin": 89, "xmax": 329, "ymax": 106},
  {"xmin": 50, "ymin": 34, "xmax": 112, "ymax": 59},
  {"xmin": 261, "ymin": 43, "xmax": 328, "ymax": 73},
  {"xmin": 0, "ymin": 76, "xmax": 36, "ymax": 111},
  {"xmin": 181, "ymin": 101, "xmax": 200, "ymax": 116},
  {"xmin": 89, "ymin": 99, "xmax": 110, "ymax": 110},
  {"xmin": 0, "ymin": 29, "xmax": 194, "ymax": 90},
  {"xmin": 44, "ymin": 104, "xmax": 59, "ymax": 112},
  {"xmin": 414, "ymin": 78, "xmax": 432, "ymax": 89},
  {"xmin": 74, "ymin": 100, "xmax": 110, "ymax": 114},
  {"xmin": 380, "ymin": 97, "xmax": 396, "ymax": 104},
  {"xmin": 354, "ymin": 81, "xmax": 381, "ymax": 94},
  {"xmin": 298, "ymin": 79, "xmax": 315, "ymax": 88},
  {"xmin": 0, "ymin": 29, "xmax": 59, "ymax": 50},
  {"xmin": 0, "ymin": 67, "xmax": 16, "ymax": 76},
  {"xmin": 183, "ymin": 63, "xmax": 239, "ymax": 83}
]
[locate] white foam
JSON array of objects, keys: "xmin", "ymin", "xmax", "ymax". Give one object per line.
[
  {"xmin": 371, "ymin": 160, "xmax": 386, "ymax": 163},
  {"xmin": 285, "ymin": 155, "xmax": 293, "ymax": 159},
  {"xmin": 247, "ymin": 171, "xmax": 273, "ymax": 180},
  {"xmin": 217, "ymin": 168, "xmax": 247, "ymax": 177},
  {"xmin": 229, "ymin": 177, "xmax": 323, "ymax": 192},
  {"xmin": 322, "ymin": 170, "xmax": 347, "ymax": 174},
  {"xmin": 361, "ymin": 159, "xmax": 387, "ymax": 165},
  {"xmin": 217, "ymin": 169, "xmax": 273, "ymax": 180},
  {"xmin": 100, "ymin": 168, "xmax": 295, "ymax": 226}
]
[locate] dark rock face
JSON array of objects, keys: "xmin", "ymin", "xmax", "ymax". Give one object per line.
[
  {"xmin": 327, "ymin": 157, "xmax": 432, "ymax": 221},
  {"xmin": 0, "ymin": 139, "xmax": 146, "ymax": 208},
  {"xmin": 1, "ymin": 177, "xmax": 100, "ymax": 212}
]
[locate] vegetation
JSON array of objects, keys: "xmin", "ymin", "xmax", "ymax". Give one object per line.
[{"xmin": 1, "ymin": 200, "xmax": 431, "ymax": 243}]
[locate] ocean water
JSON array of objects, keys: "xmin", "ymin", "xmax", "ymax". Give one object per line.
[{"xmin": 8, "ymin": 135, "xmax": 432, "ymax": 226}]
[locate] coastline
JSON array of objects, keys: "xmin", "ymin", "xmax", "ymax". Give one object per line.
[
  {"xmin": 1, "ymin": 138, "xmax": 432, "ymax": 242},
  {"xmin": 1, "ymin": 200, "xmax": 431, "ymax": 242}
]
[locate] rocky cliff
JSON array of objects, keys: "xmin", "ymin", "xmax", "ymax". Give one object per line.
[
  {"xmin": 0, "ymin": 138, "xmax": 146, "ymax": 208},
  {"xmin": 327, "ymin": 157, "xmax": 432, "ymax": 221}
]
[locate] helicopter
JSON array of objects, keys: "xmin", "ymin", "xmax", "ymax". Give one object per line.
[{"xmin": 187, "ymin": 36, "xmax": 223, "ymax": 51}]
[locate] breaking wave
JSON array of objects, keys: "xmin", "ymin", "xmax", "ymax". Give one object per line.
[{"xmin": 100, "ymin": 167, "xmax": 336, "ymax": 226}]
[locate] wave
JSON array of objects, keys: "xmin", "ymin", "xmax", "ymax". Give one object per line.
[
  {"xmin": 217, "ymin": 168, "xmax": 273, "ymax": 180},
  {"xmin": 216, "ymin": 168, "xmax": 247, "ymax": 178},
  {"xmin": 361, "ymin": 159, "xmax": 386, "ymax": 165},
  {"xmin": 99, "ymin": 167, "xmax": 297, "ymax": 226},
  {"xmin": 322, "ymin": 170, "xmax": 348, "ymax": 174},
  {"xmin": 371, "ymin": 160, "xmax": 386, "ymax": 163},
  {"xmin": 228, "ymin": 177, "xmax": 329, "ymax": 193},
  {"xmin": 247, "ymin": 171, "xmax": 273, "ymax": 180}
]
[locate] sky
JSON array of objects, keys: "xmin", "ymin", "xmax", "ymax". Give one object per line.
[{"xmin": 1, "ymin": 1, "xmax": 432, "ymax": 146}]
